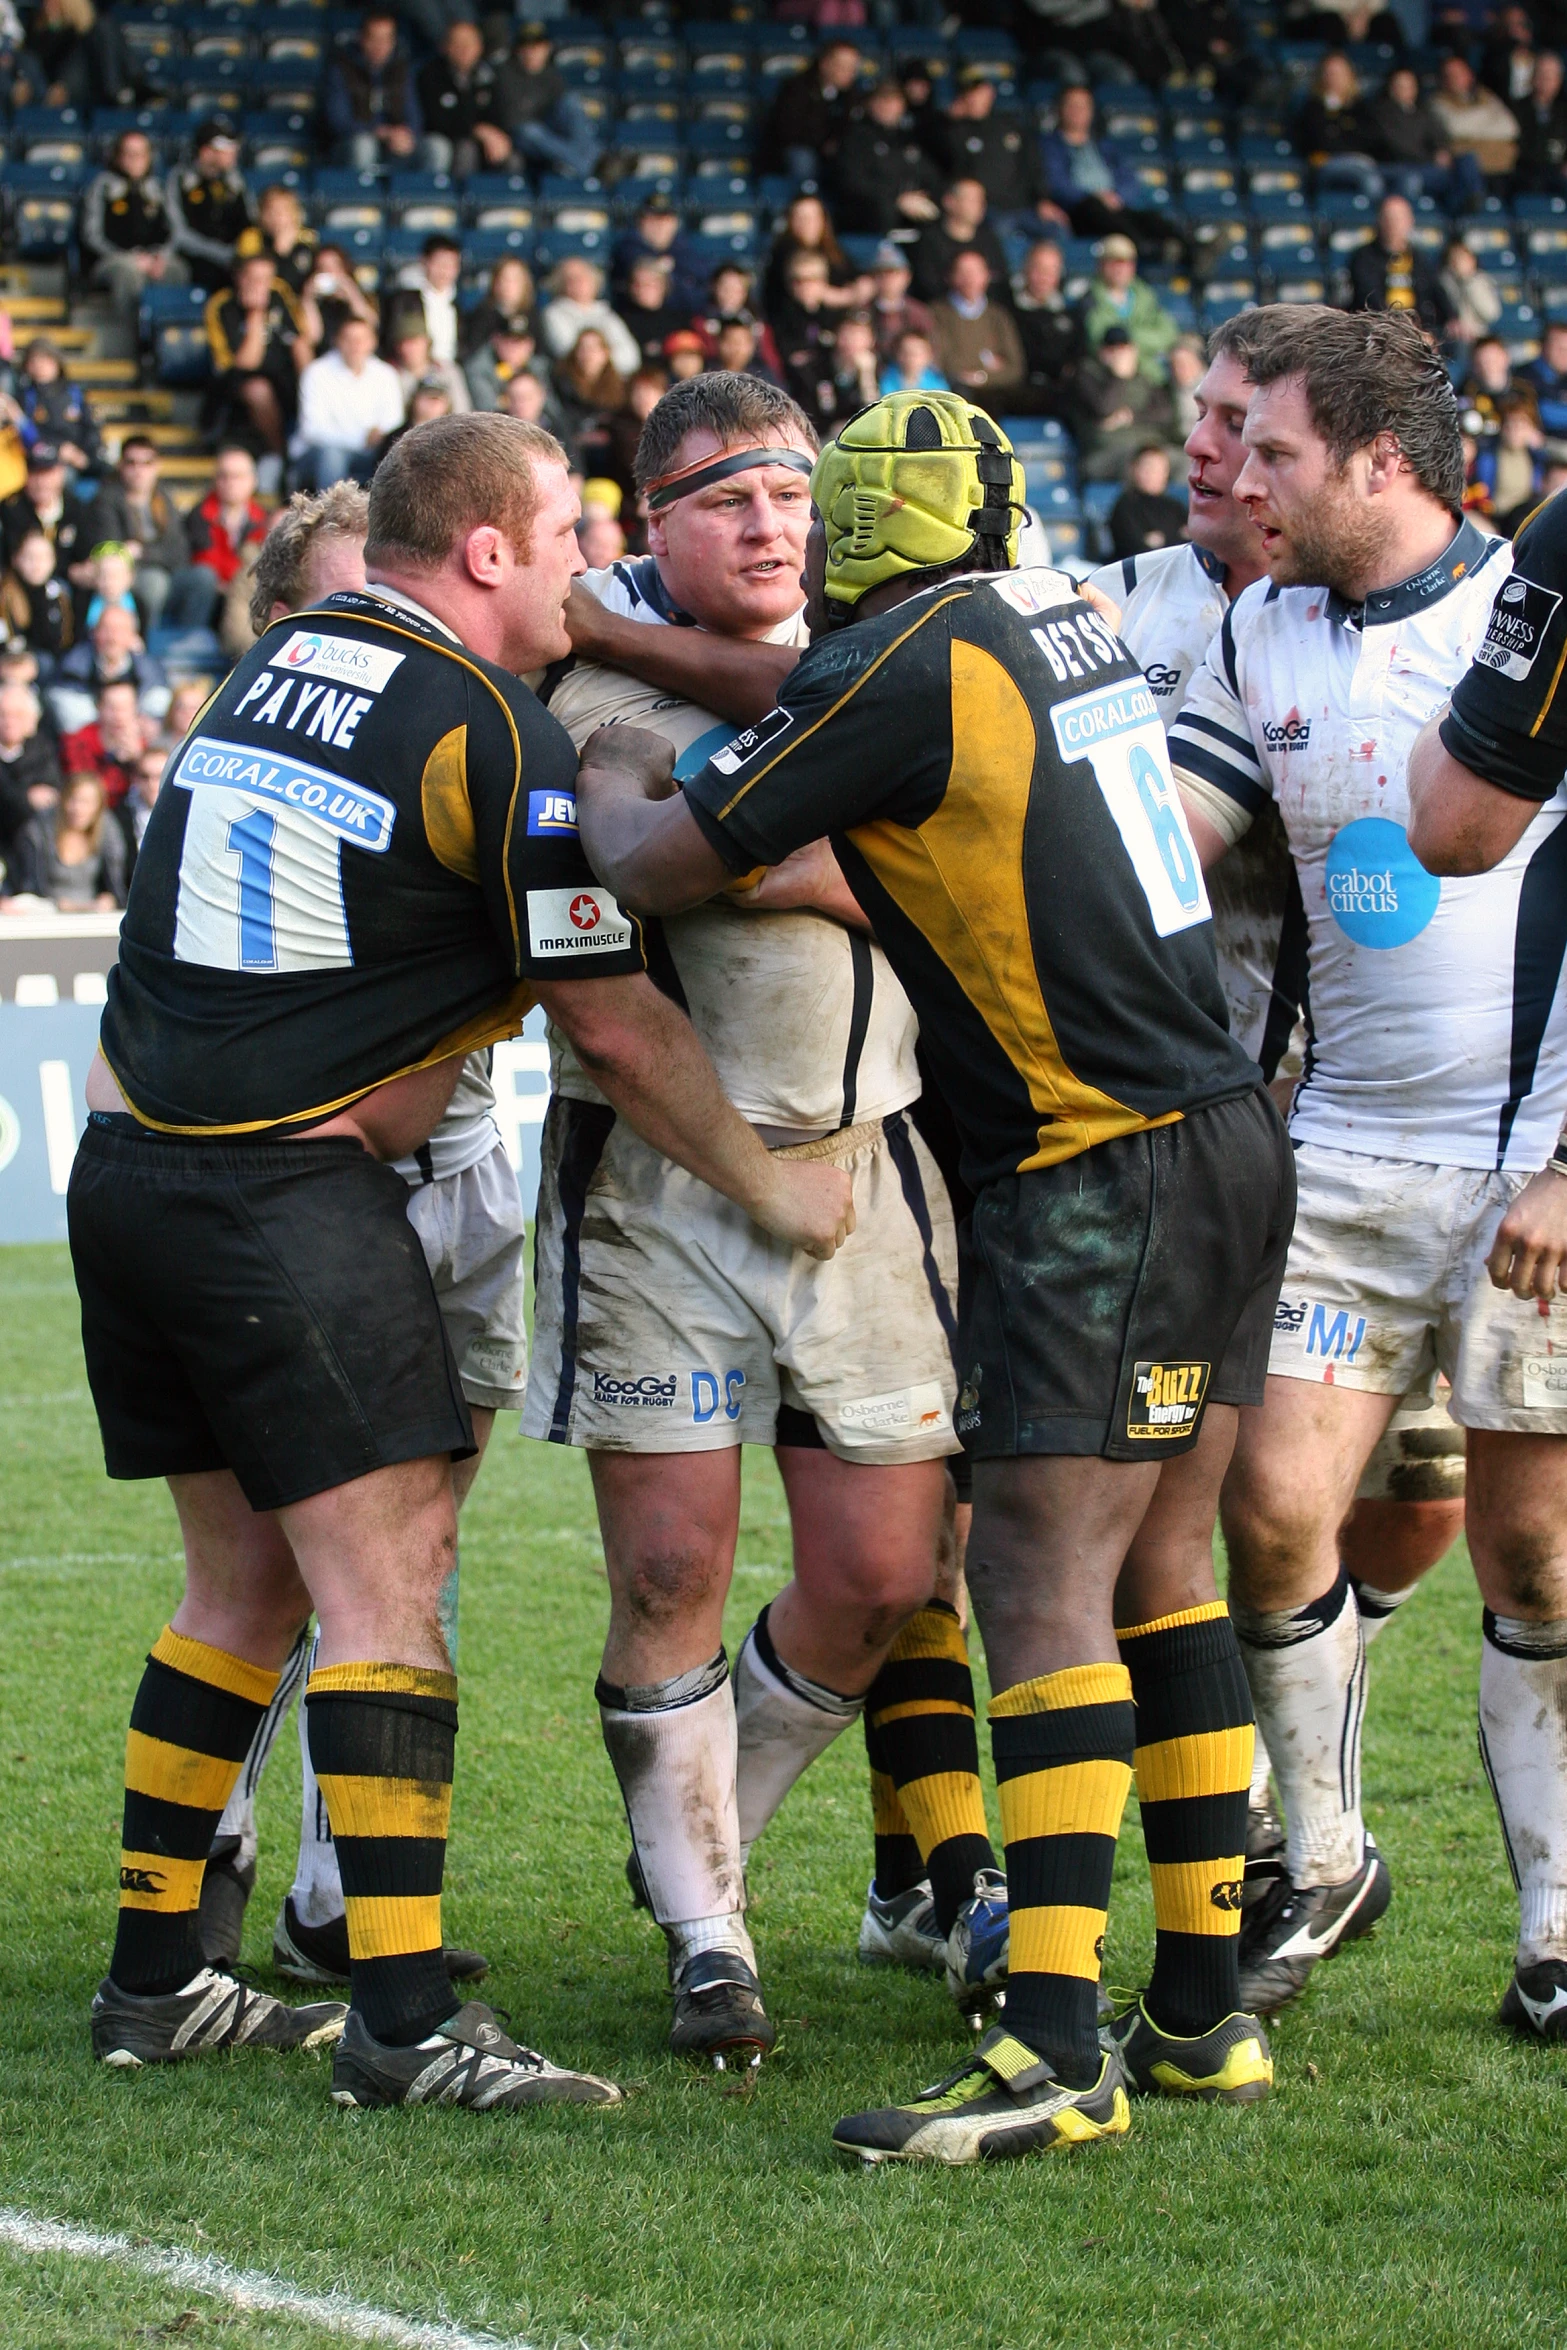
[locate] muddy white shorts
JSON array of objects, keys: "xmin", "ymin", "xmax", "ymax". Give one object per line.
[
  {"xmin": 1269, "ymin": 1143, "xmax": 1567, "ymax": 1434},
  {"xmin": 1355, "ymin": 1382, "xmax": 1467, "ymax": 1502},
  {"xmin": 522, "ymin": 1102, "xmax": 960, "ymax": 1463},
  {"xmin": 405, "ymin": 1139, "xmax": 529, "ymax": 1413}
]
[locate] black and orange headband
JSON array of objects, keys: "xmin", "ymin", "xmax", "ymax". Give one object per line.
[{"xmin": 643, "ymin": 442, "xmax": 814, "ymax": 512}]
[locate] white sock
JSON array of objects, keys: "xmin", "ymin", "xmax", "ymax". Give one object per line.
[
  {"xmin": 210, "ymin": 1624, "xmax": 311, "ymax": 1868},
  {"xmin": 1249, "ymin": 1724, "xmax": 1273, "ymax": 1807},
  {"xmin": 290, "ymin": 1631, "xmax": 345, "ymax": 1928},
  {"xmin": 734, "ymin": 1607, "xmax": 863, "ymax": 1860},
  {"xmin": 1233, "ymin": 1572, "xmax": 1366, "ymax": 1887},
  {"xmin": 1480, "ymin": 1612, "xmax": 1567, "ymax": 1966},
  {"xmin": 1349, "ymin": 1575, "xmax": 1417, "ymax": 1646},
  {"xmin": 598, "ymin": 1652, "xmax": 755, "ymax": 1975}
]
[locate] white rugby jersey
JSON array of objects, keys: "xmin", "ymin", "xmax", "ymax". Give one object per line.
[
  {"xmin": 1088, "ymin": 540, "xmax": 1302, "ymax": 1074},
  {"xmin": 1168, "ymin": 516, "xmax": 1567, "ymax": 1170},
  {"xmin": 544, "ymin": 561, "xmax": 920, "ymax": 1132}
]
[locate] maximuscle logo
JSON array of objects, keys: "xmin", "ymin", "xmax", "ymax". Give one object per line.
[
  {"xmin": 526, "ymin": 886, "xmax": 634, "ymax": 958},
  {"xmin": 272, "ymin": 631, "xmax": 405, "ymax": 695},
  {"xmin": 1323, "ymin": 816, "xmax": 1440, "ymax": 950}
]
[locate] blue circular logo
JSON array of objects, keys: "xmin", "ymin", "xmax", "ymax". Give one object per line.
[
  {"xmin": 674, "ymin": 723, "xmax": 735, "ymax": 782},
  {"xmin": 1322, "ymin": 816, "xmax": 1441, "ymax": 950}
]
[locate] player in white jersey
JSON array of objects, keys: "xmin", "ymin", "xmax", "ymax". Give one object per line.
[
  {"xmin": 1169, "ymin": 305, "xmax": 1567, "ymax": 2030},
  {"xmin": 1090, "ymin": 325, "xmax": 1468, "ymax": 1897},
  {"xmin": 195, "ymin": 488, "xmax": 515, "ymax": 1992},
  {"xmin": 522, "ymin": 375, "xmax": 1007, "ymax": 2062}
]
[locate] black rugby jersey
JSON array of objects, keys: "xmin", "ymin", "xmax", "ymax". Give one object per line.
[
  {"xmin": 101, "ymin": 589, "xmax": 644, "ymax": 1133},
  {"xmin": 1443, "ymin": 488, "xmax": 1567, "ymax": 800},
  {"xmin": 683, "ymin": 566, "xmax": 1257, "ymax": 1192}
]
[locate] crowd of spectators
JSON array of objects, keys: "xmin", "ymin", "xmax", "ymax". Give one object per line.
[{"xmin": 4, "ymin": 5, "xmax": 1567, "ymax": 900}]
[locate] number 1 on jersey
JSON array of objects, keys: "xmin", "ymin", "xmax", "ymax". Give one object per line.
[{"xmin": 226, "ymin": 807, "xmax": 278, "ymax": 970}]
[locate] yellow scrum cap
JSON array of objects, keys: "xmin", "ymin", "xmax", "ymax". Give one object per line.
[{"xmin": 810, "ymin": 390, "xmax": 1025, "ymax": 608}]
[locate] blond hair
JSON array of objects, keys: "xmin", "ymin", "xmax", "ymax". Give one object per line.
[
  {"xmin": 249, "ymin": 481, "xmax": 369, "ymax": 629},
  {"xmin": 363, "ymin": 411, "xmax": 567, "ymax": 572}
]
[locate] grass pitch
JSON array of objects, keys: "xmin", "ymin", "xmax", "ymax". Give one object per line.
[{"xmin": 1, "ymin": 1241, "xmax": 1564, "ymax": 2350}]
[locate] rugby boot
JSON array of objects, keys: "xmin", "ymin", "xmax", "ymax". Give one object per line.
[
  {"xmin": 198, "ymin": 1838, "xmax": 256, "ymax": 1968},
  {"xmin": 1238, "ymin": 1835, "xmax": 1391, "ymax": 2015},
  {"xmin": 272, "ymin": 1897, "xmax": 488, "ymax": 1988},
  {"xmin": 93, "ymin": 1966, "xmax": 346, "ymax": 2067},
  {"xmin": 329, "ymin": 2001, "xmax": 622, "ymax": 2110},
  {"xmin": 944, "ymin": 1867, "xmax": 1010, "ymax": 2016},
  {"xmin": 1104, "ymin": 1997, "xmax": 1273, "ymax": 2104},
  {"xmin": 857, "ymin": 1877, "xmax": 948, "ymax": 1974},
  {"xmin": 832, "ymin": 2026, "xmax": 1130, "ymax": 2165},
  {"xmin": 1498, "ymin": 1958, "xmax": 1567, "ymax": 2042},
  {"xmin": 1242, "ymin": 1795, "xmax": 1287, "ymax": 1911},
  {"xmin": 669, "ymin": 1947, "xmax": 776, "ymax": 2068}
]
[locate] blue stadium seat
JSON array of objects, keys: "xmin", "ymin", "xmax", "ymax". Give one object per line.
[{"xmin": 153, "ymin": 317, "xmax": 212, "ymax": 384}]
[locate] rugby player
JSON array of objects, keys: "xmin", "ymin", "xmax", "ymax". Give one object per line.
[
  {"xmin": 1088, "ymin": 323, "xmax": 1467, "ymax": 1896},
  {"xmin": 199, "ymin": 485, "xmax": 506, "ymax": 1994},
  {"xmin": 574, "ymin": 390, "xmax": 1296, "ymax": 2162},
  {"xmin": 1169, "ymin": 307, "xmax": 1567, "ymax": 2032},
  {"xmin": 1406, "ymin": 483, "xmax": 1567, "ymax": 2037},
  {"xmin": 522, "ymin": 373, "xmax": 1008, "ymax": 2062},
  {"xmin": 73, "ymin": 411, "xmax": 852, "ymax": 2107}
]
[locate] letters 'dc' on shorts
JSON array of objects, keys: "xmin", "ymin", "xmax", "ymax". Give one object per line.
[
  {"xmin": 956, "ymin": 1088, "xmax": 1296, "ymax": 1461},
  {"xmin": 523, "ymin": 1104, "xmax": 961, "ymax": 1464},
  {"xmin": 69, "ymin": 1119, "xmax": 473, "ymax": 1510}
]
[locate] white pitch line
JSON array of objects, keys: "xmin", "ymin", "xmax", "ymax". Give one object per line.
[{"xmin": 0, "ymin": 2209, "xmax": 540, "ymax": 2349}]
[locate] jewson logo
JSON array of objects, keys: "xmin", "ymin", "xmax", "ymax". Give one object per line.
[
  {"xmin": 1323, "ymin": 816, "xmax": 1440, "ymax": 950},
  {"xmin": 1262, "ymin": 716, "xmax": 1310, "ymax": 750},
  {"xmin": 527, "ymin": 789, "xmax": 577, "ymax": 835}
]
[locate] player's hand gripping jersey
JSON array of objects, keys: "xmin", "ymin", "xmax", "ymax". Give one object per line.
[
  {"xmin": 101, "ymin": 589, "xmax": 644, "ymax": 1132},
  {"xmin": 1088, "ymin": 542, "xmax": 1303, "ymax": 1075},
  {"xmin": 544, "ymin": 559, "xmax": 919, "ymax": 1131},
  {"xmin": 682, "ymin": 565, "xmax": 1258, "ymax": 1193},
  {"xmin": 1167, "ymin": 518, "xmax": 1567, "ymax": 1170}
]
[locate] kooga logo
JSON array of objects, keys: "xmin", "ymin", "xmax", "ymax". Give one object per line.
[{"xmin": 1262, "ymin": 716, "xmax": 1311, "ymax": 749}]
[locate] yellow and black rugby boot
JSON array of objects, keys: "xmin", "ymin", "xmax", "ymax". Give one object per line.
[
  {"xmin": 1104, "ymin": 1997, "xmax": 1273, "ymax": 2104},
  {"xmin": 831, "ymin": 2026, "xmax": 1130, "ymax": 2165}
]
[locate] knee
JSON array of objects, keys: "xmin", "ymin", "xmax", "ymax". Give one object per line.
[
  {"xmin": 1472, "ymin": 1518, "xmax": 1567, "ymax": 1617},
  {"xmin": 614, "ymin": 1541, "xmax": 727, "ymax": 1633}
]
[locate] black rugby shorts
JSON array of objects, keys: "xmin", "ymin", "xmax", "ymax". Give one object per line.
[
  {"xmin": 69, "ymin": 1115, "xmax": 473, "ymax": 1509},
  {"xmin": 956, "ymin": 1087, "xmax": 1295, "ymax": 1462}
]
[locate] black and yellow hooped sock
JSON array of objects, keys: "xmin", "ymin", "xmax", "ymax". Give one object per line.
[
  {"xmin": 113, "ymin": 1627, "xmax": 280, "ymax": 1995},
  {"xmin": 991, "ymin": 1663, "xmax": 1134, "ymax": 2088},
  {"xmin": 1120, "ymin": 1602, "xmax": 1253, "ymax": 2037},
  {"xmin": 863, "ymin": 1711, "xmax": 926, "ymax": 1902},
  {"xmin": 865, "ymin": 1601, "xmax": 996, "ymax": 1934},
  {"xmin": 305, "ymin": 1662, "xmax": 457, "ymax": 2048}
]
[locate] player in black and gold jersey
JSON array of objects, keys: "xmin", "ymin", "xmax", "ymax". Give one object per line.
[
  {"xmin": 73, "ymin": 412, "xmax": 852, "ymax": 2112},
  {"xmin": 575, "ymin": 391, "xmax": 1295, "ymax": 2160}
]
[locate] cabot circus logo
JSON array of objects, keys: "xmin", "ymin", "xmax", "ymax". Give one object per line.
[
  {"xmin": 1323, "ymin": 815, "xmax": 1440, "ymax": 949},
  {"xmin": 1263, "ymin": 716, "xmax": 1310, "ymax": 748}
]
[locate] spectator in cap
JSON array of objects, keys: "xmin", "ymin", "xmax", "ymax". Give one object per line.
[
  {"xmin": 1011, "ymin": 238, "xmax": 1084, "ymax": 418},
  {"xmin": 167, "ymin": 119, "xmax": 255, "ymax": 296},
  {"xmin": 938, "ymin": 67, "xmax": 1048, "ymax": 225},
  {"xmin": 325, "ymin": 11, "xmax": 438, "ymax": 174},
  {"xmin": 0, "ymin": 442, "xmax": 96, "ymax": 580},
  {"xmin": 418, "ymin": 18, "xmax": 513, "ymax": 180},
  {"xmin": 1072, "ymin": 323, "xmax": 1174, "ymax": 482},
  {"xmin": 496, "ymin": 21, "xmax": 601, "ymax": 181},
  {"xmin": 829, "ymin": 79, "xmax": 942, "ymax": 236},
  {"xmin": 663, "ymin": 329, "xmax": 706, "ymax": 382},
  {"xmin": 929, "ymin": 248, "xmax": 1025, "ymax": 413},
  {"xmin": 1080, "ymin": 235, "xmax": 1180, "ymax": 374},
  {"xmin": 464, "ymin": 313, "xmax": 554, "ymax": 417},
  {"xmin": 867, "ymin": 244, "xmax": 934, "ymax": 366},
  {"xmin": 1040, "ymin": 86, "xmax": 1176, "ymax": 254},
  {"xmin": 14, "ymin": 340, "xmax": 102, "ymax": 482},
  {"xmin": 909, "ymin": 177, "xmax": 1009, "ymax": 307},
  {"xmin": 612, "ymin": 195, "xmax": 707, "ymax": 317},
  {"xmin": 80, "ymin": 130, "xmax": 186, "ymax": 323},
  {"xmin": 393, "ymin": 234, "xmax": 464, "ymax": 367},
  {"xmin": 762, "ymin": 36, "xmax": 864, "ymax": 181},
  {"xmin": 386, "ymin": 310, "xmax": 471, "ymax": 415}
]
